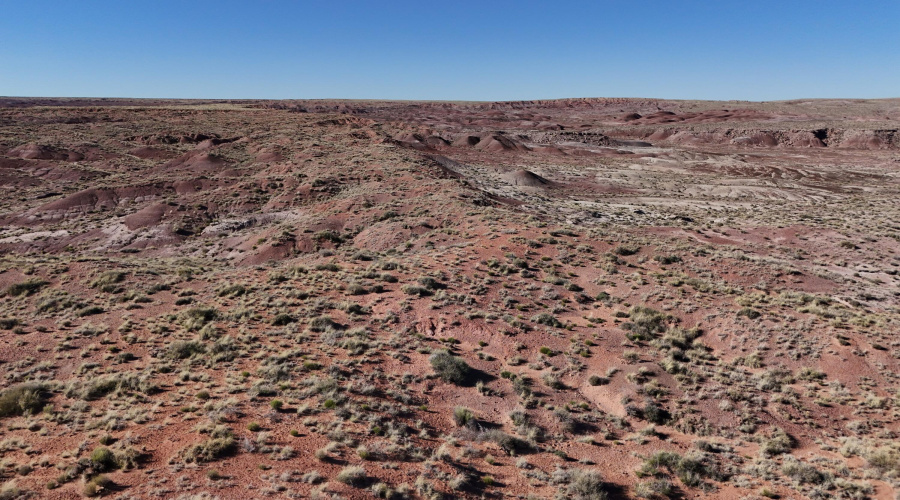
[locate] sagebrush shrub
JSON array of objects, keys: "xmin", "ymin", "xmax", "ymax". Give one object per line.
[{"xmin": 430, "ymin": 350, "xmax": 472, "ymax": 385}]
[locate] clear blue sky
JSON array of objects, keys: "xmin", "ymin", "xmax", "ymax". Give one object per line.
[{"xmin": 2, "ymin": 0, "xmax": 898, "ymax": 101}]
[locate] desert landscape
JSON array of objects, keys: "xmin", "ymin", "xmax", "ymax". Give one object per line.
[{"xmin": 0, "ymin": 96, "xmax": 899, "ymax": 500}]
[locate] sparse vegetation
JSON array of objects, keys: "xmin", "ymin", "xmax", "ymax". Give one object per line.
[{"xmin": 0, "ymin": 97, "xmax": 895, "ymax": 500}]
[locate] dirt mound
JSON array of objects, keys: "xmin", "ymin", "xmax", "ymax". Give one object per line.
[
  {"xmin": 639, "ymin": 111, "xmax": 680, "ymax": 124},
  {"xmin": 129, "ymin": 146, "xmax": 174, "ymax": 159},
  {"xmin": 162, "ymin": 152, "xmax": 227, "ymax": 172},
  {"xmin": 391, "ymin": 131, "xmax": 453, "ymax": 151},
  {"xmin": 123, "ymin": 202, "xmax": 173, "ymax": 230},
  {"xmin": 426, "ymin": 155, "xmax": 465, "ymax": 178},
  {"xmin": 7, "ymin": 143, "xmax": 84, "ymax": 161},
  {"xmin": 255, "ymin": 150, "xmax": 284, "ymax": 163},
  {"xmin": 535, "ymin": 121, "xmax": 565, "ymax": 130},
  {"xmin": 34, "ymin": 184, "xmax": 169, "ymax": 216},
  {"xmin": 647, "ymin": 129, "xmax": 674, "ymax": 141},
  {"xmin": 473, "ymin": 133, "xmax": 528, "ymax": 152},
  {"xmin": 504, "ymin": 168, "xmax": 551, "ymax": 187},
  {"xmin": 353, "ymin": 221, "xmax": 417, "ymax": 251},
  {"xmin": 422, "ymin": 135, "xmax": 450, "ymax": 149},
  {"xmin": 453, "ymin": 135, "xmax": 482, "ymax": 147}
]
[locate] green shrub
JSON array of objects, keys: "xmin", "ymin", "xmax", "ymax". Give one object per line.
[
  {"xmin": 623, "ymin": 306, "xmax": 667, "ymax": 341},
  {"xmin": 308, "ymin": 315, "xmax": 338, "ymax": 332},
  {"xmin": 512, "ymin": 376, "xmax": 532, "ymax": 398},
  {"xmin": 654, "ymin": 255, "xmax": 681, "ymax": 265},
  {"xmin": 0, "ymin": 318, "xmax": 19, "ymax": 330},
  {"xmin": 83, "ymin": 474, "xmax": 112, "ymax": 497},
  {"xmin": 430, "ymin": 350, "xmax": 472, "ymax": 385},
  {"xmin": 567, "ymin": 468, "xmax": 608, "ymax": 500},
  {"xmin": 271, "ymin": 313, "xmax": 295, "ymax": 326},
  {"xmin": 181, "ymin": 428, "xmax": 236, "ymax": 463},
  {"xmin": 417, "ymin": 276, "xmax": 443, "ymax": 290},
  {"xmin": 781, "ymin": 458, "xmax": 827, "ymax": 484},
  {"xmin": 91, "ymin": 271, "xmax": 125, "ymax": 289},
  {"xmin": 642, "ymin": 401, "xmax": 670, "ymax": 424},
  {"xmin": 636, "ymin": 450, "xmax": 721, "ymax": 488},
  {"xmin": 0, "ymin": 383, "xmax": 47, "ymax": 418},
  {"xmin": 336, "ymin": 465, "xmax": 367, "ymax": 486},
  {"xmin": 5, "ymin": 279, "xmax": 48, "ymax": 297},
  {"xmin": 315, "ymin": 262, "xmax": 341, "ymax": 272},
  {"xmin": 0, "ymin": 486, "xmax": 23, "ymax": 500},
  {"xmin": 67, "ymin": 372, "xmax": 157, "ymax": 401},
  {"xmin": 90, "ymin": 447, "xmax": 118, "ymax": 471},
  {"xmin": 543, "ymin": 373, "xmax": 564, "ymax": 389},
  {"xmin": 797, "ymin": 366, "xmax": 826, "ymax": 381},
  {"xmin": 760, "ymin": 428, "xmax": 794, "ymax": 456},
  {"xmin": 532, "ymin": 313, "xmax": 562, "ymax": 328},
  {"xmin": 613, "ymin": 245, "xmax": 640, "ymax": 256},
  {"xmin": 217, "ymin": 284, "xmax": 246, "ymax": 297},
  {"xmin": 634, "ymin": 478, "xmax": 673, "ymax": 498},
  {"xmin": 482, "ymin": 430, "xmax": 533, "ymax": 455},
  {"xmin": 77, "ymin": 306, "xmax": 105, "ymax": 317},
  {"xmin": 401, "ymin": 284, "xmax": 431, "ymax": 297},
  {"xmin": 314, "ymin": 230, "xmax": 344, "ymax": 244},
  {"xmin": 637, "ymin": 451, "xmax": 683, "ymax": 477},
  {"xmin": 166, "ymin": 340, "xmax": 205, "ymax": 359},
  {"xmin": 453, "ymin": 406, "xmax": 475, "ymax": 427},
  {"xmin": 864, "ymin": 446, "xmax": 900, "ymax": 475},
  {"xmin": 449, "ymin": 473, "xmax": 472, "ymax": 491},
  {"xmin": 180, "ymin": 307, "xmax": 218, "ymax": 331}
]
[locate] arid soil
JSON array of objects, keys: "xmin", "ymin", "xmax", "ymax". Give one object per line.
[{"xmin": 0, "ymin": 97, "xmax": 899, "ymax": 500}]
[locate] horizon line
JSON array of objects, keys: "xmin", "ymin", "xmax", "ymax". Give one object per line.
[{"xmin": 3, "ymin": 95, "xmax": 900, "ymax": 104}]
